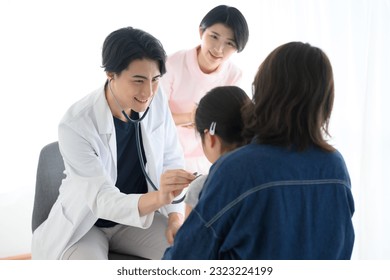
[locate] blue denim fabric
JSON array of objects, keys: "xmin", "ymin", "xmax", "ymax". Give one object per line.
[{"xmin": 163, "ymin": 144, "xmax": 355, "ymax": 259}]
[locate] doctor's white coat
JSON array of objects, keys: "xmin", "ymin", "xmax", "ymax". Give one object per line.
[{"xmin": 31, "ymin": 85, "xmax": 185, "ymax": 259}]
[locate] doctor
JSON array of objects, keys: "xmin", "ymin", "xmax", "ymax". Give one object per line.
[{"xmin": 31, "ymin": 27, "xmax": 195, "ymax": 260}]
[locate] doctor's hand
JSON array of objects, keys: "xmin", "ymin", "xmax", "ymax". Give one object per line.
[
  {"xmin": 158, "ymin": 169, "xmax": 195, "ymax": 205},
  {"xmin": 137, "ymin": 169, "xmax": 195, "ymax": 217},
  {"xmin": 166, "ymin": 212, "xmax": 184, "ymax": 244}
]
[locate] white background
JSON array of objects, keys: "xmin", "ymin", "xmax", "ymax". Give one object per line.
[{"xmin": 0, "ymin": 0, "xmax": 389, "ymax": 259}]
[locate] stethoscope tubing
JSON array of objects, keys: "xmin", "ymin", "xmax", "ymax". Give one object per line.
[{"xmin": 110, "ymin": 79, "xmax": 185, "ymax": 204}]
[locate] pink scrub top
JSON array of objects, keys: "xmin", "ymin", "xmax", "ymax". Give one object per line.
[{"xmin": 160, "ymin": 46, "xmax": 242, "ymax": 173}]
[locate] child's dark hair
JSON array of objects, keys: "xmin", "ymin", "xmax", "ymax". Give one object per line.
[{"xmin": 195, "ymin": 86, "xmax": 252, "ymax": 151}]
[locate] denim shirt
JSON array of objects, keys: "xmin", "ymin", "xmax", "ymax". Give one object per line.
[{"xmin": 163, "ymin": 144, "xmax": 355, "ymax": 260}]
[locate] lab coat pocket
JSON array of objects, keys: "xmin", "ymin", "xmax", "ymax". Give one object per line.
[
  {"xmin": 32, "ymin": 201, "xmax": 76, "ymax": 259},
  {"xmin": 60, "ymin": 202, "xmax": 74, "ymax": 226}
]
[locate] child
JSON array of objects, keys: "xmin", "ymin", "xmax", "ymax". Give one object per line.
[{"xmin": 184, "ymin": 86, "xmax": 252, "ymax": 218}]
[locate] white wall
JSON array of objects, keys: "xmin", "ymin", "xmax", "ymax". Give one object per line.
[{"xmin": 0, "ymin": 0, "xmax": 389, "ymax": 259}]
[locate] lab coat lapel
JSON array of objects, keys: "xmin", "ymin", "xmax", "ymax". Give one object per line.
[{"xmin": 93, "ymin": 87, "xmax": 117, "ymax": 170}]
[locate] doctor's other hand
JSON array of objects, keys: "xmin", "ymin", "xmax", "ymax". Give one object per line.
[
  {"xmin": 166, "ymin": 212, "xmax": 184, "ymax": 244},
  {"xmin": 159, "ymin": 169, "xmax": 195, "ymax": 204}
]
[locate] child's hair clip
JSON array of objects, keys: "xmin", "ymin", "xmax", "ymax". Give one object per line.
[{"xmin": 209, "ymin": 122, "xmax": 217, "ymax": 135}]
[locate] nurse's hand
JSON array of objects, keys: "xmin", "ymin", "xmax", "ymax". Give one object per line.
[{"xmin": 158, "ymin": 169, "xmax": 195, "ymax": 204}]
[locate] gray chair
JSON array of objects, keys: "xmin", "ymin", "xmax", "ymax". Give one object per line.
[{"xmin": 32, "ymin": 141, "xmax": 145, "ymax": 260}]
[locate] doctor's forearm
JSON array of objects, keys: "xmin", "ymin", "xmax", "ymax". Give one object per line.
[{"xmin": 137, "ymin": 192, "xmax": 165, "ymax": 217}]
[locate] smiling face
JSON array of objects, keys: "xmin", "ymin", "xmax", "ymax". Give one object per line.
[
  {"xmin": 197, "ymin": 23, "xmax": 238, "ymax": 74},
  {"xmin": 106, "ymin": 58, "xmax": 161, "ymax": 120}
]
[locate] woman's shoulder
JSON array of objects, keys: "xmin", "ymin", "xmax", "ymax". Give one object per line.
[
  {"xmin": 167, "ymin": 47, "xmax": 196, "ymax": 62},
  {"xmin": 211, "ymin": 144, "xmax": 257, "ymax": 171},
  {"xmin": 164, "ymin": 48, "xmax": 198, "ymax": 79}
]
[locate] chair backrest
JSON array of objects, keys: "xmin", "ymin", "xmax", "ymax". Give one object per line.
[
  {"xmin": 31, "ymin": 141, "xmax": 65, "ymax": 232},
  {"xmin": 31, "ymin": 142, "xmax": 145, "ymax": 259}
]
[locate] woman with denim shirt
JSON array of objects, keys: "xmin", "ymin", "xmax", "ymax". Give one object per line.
[{"xmin": 163, "ymin": 42, "xmax": 355, "ymax": 260}]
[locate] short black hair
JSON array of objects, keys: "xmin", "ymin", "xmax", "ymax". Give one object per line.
[
  {"xmin": 102, "ymin": 27, "xmax": 166, "ymax": 76},
  {"xmin": 199, "ymin": 5, "xmax": 249, "ymax": 52}
]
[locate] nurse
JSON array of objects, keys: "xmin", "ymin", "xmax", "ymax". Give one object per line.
[
  {"xmin": 160, "ymin": 5, "xmax": 249, "ymax": 175},
  {"xmin": 32, "ymin": 27, "xmax": 195, "ymax": 260}
]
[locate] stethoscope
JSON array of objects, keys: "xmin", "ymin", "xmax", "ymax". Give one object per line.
[{"xmin": 108, "ymin": 79, "xmax": 185, "ymax": 204}]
